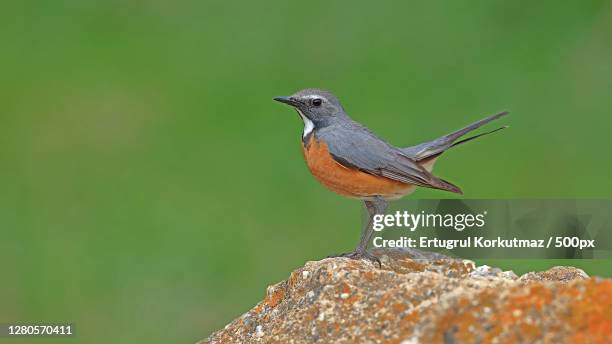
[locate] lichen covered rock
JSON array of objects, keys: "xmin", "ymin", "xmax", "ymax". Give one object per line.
[{"xmin": 200, "ymin": 249, "xmax": 611, "ymax": 344}]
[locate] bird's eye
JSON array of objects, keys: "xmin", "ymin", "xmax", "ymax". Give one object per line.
[{"xmin": 312, "ymin": 98, "xmax": 322, "ymax": 106}]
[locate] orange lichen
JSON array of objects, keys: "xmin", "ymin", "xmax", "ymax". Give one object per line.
[
  {"xmin": 398, "ymin": 259, "xmax": 425, "ymax": 272},
  {"xmin": 252, "ymin": 302, "xmax": 264, "ymax": 315},
  {"xmin": 519, "ymin": 323, "xmax": 542, "ymax": 341},
  {"xmin": 340, "ymin": 282, "xmax": 351, "ymax": 294},
  {"xmin": 392, "ymin": 303, "xmax": 408, "ymax": 313},
  {"xmin": 485, "ymin": 284, "xmax": 554, "ymax": 343},
  {"xmin": 363, "ymin": 270, "xmax": 376, "ymax": 281},
  {"xmin": 423, "ymin": 290, "xmax": 498, "ymax": 342},
  {"xmin": 434, "ymin": 259, "xmax": 474, "ymax": 276},
  {"xmin": 426, "ymin": 284, "xmax": 552, "ymax": 343},
  {"xmin": 287, "ymin": 271, "xmax": 300, "ymax": 289},
  {"xmin": 562, "ymin": 279, "xmax": 612, "ymax": 343},
  {"xmin": 338, "ymin": 282, "xmax": 361, "ymax": 304},
  {"xmin": 430, "ymin": 307, "xmax": 478, "ymax": 343},
  {"xmin": 508, "ymin": 284, "xmax": 553, "ymax": 311},
  {"xmin": 264, "ymin": 286, "xmax": 286, "ymax": 308},
  {"xmin": 377, "ymin": 293, "xmax": 391, "ymax": 309},
  {"xmin": 401, "ymin": 311, "xmax": 419, "ymax": 325},
  {"xmin": 344, "ymin": 260, "xmax": 362, "ymax": 269},
  {"xmin": 426, "ymin": 279, "xmax": 612, "ymax": 344}
]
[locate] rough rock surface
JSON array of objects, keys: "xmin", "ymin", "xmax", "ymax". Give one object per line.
[{"xmin": 201, "ymin": 249, "xmax": 611, "ymax": 344}]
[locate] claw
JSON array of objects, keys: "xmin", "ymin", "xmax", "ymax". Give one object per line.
[{"xmin": 327, "ymin": 250, "xmax": 381, "ymax": 268}]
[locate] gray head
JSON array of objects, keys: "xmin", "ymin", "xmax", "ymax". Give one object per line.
[{"xmin": 274, "ymin": 89, "xmax": 347, "ymax": 136}]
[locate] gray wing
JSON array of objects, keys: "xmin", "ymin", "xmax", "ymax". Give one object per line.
[
  {"xmin": 318, "ymin": 122, "xmax": 462, "ymax": 194},
  {"xmin": 402, "ymin": 111, "xmax": 509, "ymax": 161}
]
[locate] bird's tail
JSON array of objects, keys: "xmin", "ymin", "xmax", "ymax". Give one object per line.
[
  {"xmin": 401, "ymin": 111, "xmax": 509, "ymax": 162},
  {"xmin": 430, "ymin": 176, "xmax": 463, "ymax": 194}
]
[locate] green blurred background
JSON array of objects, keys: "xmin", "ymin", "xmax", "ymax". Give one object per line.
[{"xmin": 1, "ymin": 1, "xmax": 611, "ymax": 343}]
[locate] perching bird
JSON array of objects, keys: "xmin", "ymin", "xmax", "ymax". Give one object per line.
[{"xmin": 274, "ymin": 89, "xmax": 508, "ymax": 265}]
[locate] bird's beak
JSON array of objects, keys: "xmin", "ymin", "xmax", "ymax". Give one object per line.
[{"xmin": 274, "ymin": 96, "xmax": 299, "ymax": 107}]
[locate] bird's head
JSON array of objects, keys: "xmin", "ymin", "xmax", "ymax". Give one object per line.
[{"xmin": 274, "ymin": 89, "xmax": 346, "ymax": 128}]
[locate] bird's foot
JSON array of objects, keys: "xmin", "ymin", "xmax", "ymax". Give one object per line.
[{"xmin": 327, "ymin": 250, "xmax": 381, "ymax": 268}]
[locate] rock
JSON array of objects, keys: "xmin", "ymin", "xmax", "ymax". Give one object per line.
[
  {"xmin": 519, "ymin": 266, "xmax": 589, "ymax": 283},
  {"xmin": 199, "ymin": 249, "xmax": 611, "ymax": 344}
]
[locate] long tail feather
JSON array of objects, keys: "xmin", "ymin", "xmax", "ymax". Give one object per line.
[
  {"xmin": 450, "ymin": 125, "xmax": 509, "ymax": 148},
  {"xmin": 401, "ymin": 111, "xmax": 509, "ymax": 161}
]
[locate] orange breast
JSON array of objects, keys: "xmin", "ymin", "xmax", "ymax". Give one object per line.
[{"xmin": 302, "ymin": 136, "xmax": 416, "ymax": 200}]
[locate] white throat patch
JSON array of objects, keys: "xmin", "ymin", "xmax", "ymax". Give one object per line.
[{"xmin": 297, "ymin": 109, "xmax": 314, "ymax": 137}]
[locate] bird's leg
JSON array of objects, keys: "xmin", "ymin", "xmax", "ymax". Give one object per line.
[{"xmin": 328, "ymin": 196, "xmax": 387, "ymax": 267}]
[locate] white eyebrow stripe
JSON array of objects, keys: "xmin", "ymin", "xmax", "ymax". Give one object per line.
[{"xmin": 302, "ymin": 94, "xmax": 326, "ymax": 101}]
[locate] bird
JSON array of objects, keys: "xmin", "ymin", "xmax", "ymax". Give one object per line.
[{"xmin": 274, "ymin": 89, "xmax": 508, "ymax": 266}]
